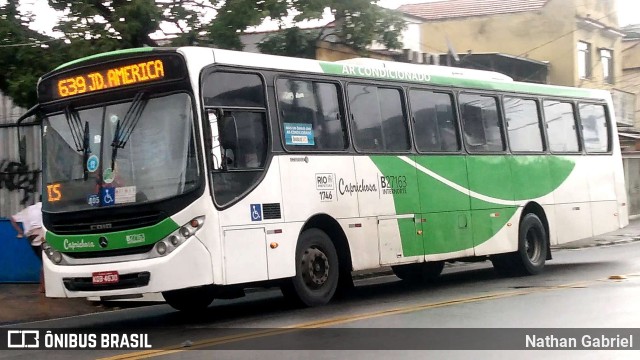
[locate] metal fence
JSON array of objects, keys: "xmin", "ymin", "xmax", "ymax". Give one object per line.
[{"xmin": 0, "ymin": 92, "xmax": 41, "ymax": 218}]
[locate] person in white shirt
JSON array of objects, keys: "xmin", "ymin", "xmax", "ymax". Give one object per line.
[{"xmin": 10, "ymin": 201, "xmax": 44, "ymax": 293}]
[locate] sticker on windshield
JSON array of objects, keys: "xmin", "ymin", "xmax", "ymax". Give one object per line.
[
  {"xmin": 100, "ymin": 187, "xmax": 115, "ymax": 206},
  {"xmin": 284, "ymin": 123, "xmax": 314, "ymax": 146},
  {"xmin": 103, "ymin": 168, "xmax": 114, "ymax": 184},
  {"xmin": 115, "ymin": 186, "xmax": 136, "ymax": 204},
  {"xmin": 94, "ymin": 134, "xmax": 101, "ymax": 144},
  {"xmin": 87, "ymin": 194, "xmax": 100, "ymax": 207},
  {"xmin": 87, "ymin": 155, "xmax": 99, "ymax": 173}
]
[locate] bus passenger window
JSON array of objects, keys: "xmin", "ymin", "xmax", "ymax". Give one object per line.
[
  {"xmin": 544, "ymin": 100, "xmax": 580, "ymax": 153},
  {"xmin": 459, "ymin": 94, "xmax": 504, "ymax": 152},
  {"xmin": 348, "ymin": 85, "xmax": 410, "ymax": 152},
  {"xmin": 409, "ymin": 89, "xmax": 460, "ymax": 152},
  {"xmin": 579, "ymin": 103, "xmax": 609, "ymax": 153},
  {"xmin": 276, "ymin": 79, "xmax": 347, "ymax": 151},
  {"xmin": 504, "ymin": 97, "xmax": 544, "ymax": 152}
]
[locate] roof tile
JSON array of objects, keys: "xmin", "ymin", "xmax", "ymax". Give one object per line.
[{"xmin": 398, "ymin": 0, "xmax": 550, "ymax": 21}]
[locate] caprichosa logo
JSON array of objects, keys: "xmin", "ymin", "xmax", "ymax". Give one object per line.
[
  {"xmin": 90, "ymin": 223, "xmax": 112, "ymax": 231},
  {"xmin": 63, "ymin": 239, "xmax": 96, "ymax": 250}
]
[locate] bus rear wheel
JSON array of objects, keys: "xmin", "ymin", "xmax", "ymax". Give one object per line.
[
  {"xmin": 491, "ymin": 213, "xmax": 547, "ymax": 276},
  {"xmin": 162, "ymin": 285, "xmax": 215, "ymax": 312},
  {"xmin": 282, "ymin": 228, "xmax": 339, "ymax": 307},
  {"xmin": 392, "ymin": 261, "xmax": 444, "ymax": 282}
]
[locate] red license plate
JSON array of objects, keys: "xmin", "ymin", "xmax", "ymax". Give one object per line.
[{"xmin": 92, "ymin": 271, "xmax": 119, "ymax": 285}]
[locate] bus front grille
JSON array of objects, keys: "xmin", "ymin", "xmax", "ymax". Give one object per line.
[{"xmin": 50, "ymin": 211, "xmax": 164, "ymax": 235}]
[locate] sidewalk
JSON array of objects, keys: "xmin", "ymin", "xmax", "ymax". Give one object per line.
[{"xmin": 2, "ymin": 218, "xmax": 639, "ymax": 325}]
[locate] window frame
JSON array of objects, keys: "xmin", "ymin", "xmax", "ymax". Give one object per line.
[
  {"xmin": 501, "ymin": 95, "xmax": 547, "ymax": 155},
  {"xmin": 542, "ymin": 98, "xmax": 583, "ymax": 155},
  {"xmin": 578, "ymin": 41, "xmax": 592, "ymax": 79},
  {"xmin": 274, "ymin": 75, "xmax": 350, "ymax": 154},
  {"xmin": 407, "ymin": 86, "xmax": 463, "ymax": 154},
  {"xmin": 200, "ymin": 67, "xmax": 273, "ymax": 210},
  {"xmin": 577, "ymin": 101, "xmax": 613, "ymax": 154},
  {"xmin": 457, "ymin": 91, "xmax": 508, "ymax": 154},
  {"xmin": 600, "ymin": 48, "xmax": 613, "ymax": 84},
  {"xmin": 346, "ymin": 81, "xmax": 413, "ymax": 154}
]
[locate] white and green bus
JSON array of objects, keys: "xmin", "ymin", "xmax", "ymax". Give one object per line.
[{"xmin": 22, "ymin": 47, "xmax": 628, "ymax": 310}]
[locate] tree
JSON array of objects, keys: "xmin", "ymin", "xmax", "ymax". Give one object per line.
[
  {"xmin": 0, "ymin": 2, "xmax": 66, "ymax": 108},
  {"xmin": 0, "ymin": 0, "xmax": 406, "ymax": 108}
]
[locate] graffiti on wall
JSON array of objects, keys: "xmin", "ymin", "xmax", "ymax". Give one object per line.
[{"xmin": 0, "ymin": 159, "xmax": 40, "ymax": 205}]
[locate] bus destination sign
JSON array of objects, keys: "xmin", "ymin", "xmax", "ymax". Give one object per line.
[
  {"xmin": 39, "ymin": 53, "xmax": 187, "ymax": 102},
  {"xmin": 57, "ymin": 59, "xmax": 165, "ymax": 98}
]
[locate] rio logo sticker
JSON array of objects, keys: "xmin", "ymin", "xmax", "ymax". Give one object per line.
[
  {"xmin": 250, "ymin": 204, "xmax": 262, "ymax": 221},
  {"xmin": 316, "ymin": 173, "xmax": 335, "ymax": 202}
]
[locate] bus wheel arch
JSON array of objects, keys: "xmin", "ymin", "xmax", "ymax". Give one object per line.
[
  {"xmin": 282, "ymin": 214, "xmax": 353, "ymax": 306},
  {"xmin": 491, "ymin": 202, "xmax": 550, "ymax": 276}
]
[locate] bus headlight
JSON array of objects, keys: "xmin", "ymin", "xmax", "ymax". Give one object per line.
[
  {"xmin": 52, "ymin": 251, "xmax": 63, "ymax": 264},
  {"xmin": 153, "ymin": 216, "xmax": 205, "ymax": 257},
  {"xmin": 41, "ymin": 241, "xmax": 64, "ymax": 264}
]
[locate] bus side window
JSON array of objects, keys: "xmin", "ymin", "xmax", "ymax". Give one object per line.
[
  {"xmin": 459, "ymin": 93, "xmax": 504, "ymax": 152},
  {"xmin": 410, "ymin": 89, "xmax": 460, "ymax": 152},
  {"xmin": 276, "ymin": 79, "xmax": 347, "ymax": 151}
]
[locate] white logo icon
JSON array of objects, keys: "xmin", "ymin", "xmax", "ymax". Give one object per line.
[{"xmin": 7, "ymin": 330, "xmax": 39, "ymax": 348}]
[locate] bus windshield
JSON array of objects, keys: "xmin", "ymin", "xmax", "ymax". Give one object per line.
[{"xmin": 42, "ymin": 92, "xmax": 199, "ymax": 212}]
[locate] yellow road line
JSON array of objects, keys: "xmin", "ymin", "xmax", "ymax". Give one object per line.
[{"xmin": 97, "ymin": 277, "xmax": 616, "ymax": 360}]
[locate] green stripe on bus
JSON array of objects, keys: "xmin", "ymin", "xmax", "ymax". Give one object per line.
[
  {"xmin": 319, "ymin": 63, "xmax": 600, "ymax": 99},
  {"xmin": 370, "ymin": 155, "xmax": 574, "ymax": 255},
  {"xmin": 55, "ymin": 47, "xmax": 155, "ymax": 70},
  {"xmin": 45, "ymin": 217, "xmax": 179, "ymax": 252}
]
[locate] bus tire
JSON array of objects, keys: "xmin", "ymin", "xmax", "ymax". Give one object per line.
[
  {"xmin": 285, "ymin": 228, "xmax": 339, "ymax": 307},
  {"xmin": 162, "ymin": 285, "xmax": 215, "ymax": 312},
  {"xmin": 492, "ymin": 213, "xmax": 547, "ymax": 276},
  {"xmin": 392, "ymin": 261, "xmax": 444, "ymax": 282}
]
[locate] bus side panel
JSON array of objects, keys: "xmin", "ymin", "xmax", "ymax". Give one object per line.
[
  {"xmin": 552, "ymin": 156, "xmax": 594, "ymax": 244},
  {"xmin": 412, "ymin": 155, "xmax": 475, "ymax": 261},
  {"xmin": 586, "ymin": 155, "xmax": 621, "ymax": 236},
  {"xmin": 358, "ymin": 156, "xmax": 423, "ymax": 266},
  {"xmin": 466, "ymin": 155, "xmax": 518, "ymax": 252},
  {"xmin": 508, "ymin": 155, "xmax": 557, "ymax": 245}
]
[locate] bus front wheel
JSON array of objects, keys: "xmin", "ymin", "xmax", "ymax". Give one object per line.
[
  {"xmin": 282, "ymin": 228, "xmax": 339, "ymax": 307},
  {"xmin": 162, "ymin": 285, "xmax": 215, "ymax": 312}
]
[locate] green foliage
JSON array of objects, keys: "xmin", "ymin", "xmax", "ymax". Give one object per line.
[
  {"xmin": 258, "ymin": 27, "xmax": 318, "ymax": 59},
  {"xmin": 0, "ymin": 0, "xmax": 406, "ymax": 109}
]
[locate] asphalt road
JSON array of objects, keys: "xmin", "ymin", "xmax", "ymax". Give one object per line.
[{"xmin": 3, "ymin": 241, "xmax": 640, "ymax": 360}]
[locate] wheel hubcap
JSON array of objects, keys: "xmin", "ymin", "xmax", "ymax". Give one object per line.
[{"xmin": 301, "ymin": 247, "xmax": 330, "ymax": 289}]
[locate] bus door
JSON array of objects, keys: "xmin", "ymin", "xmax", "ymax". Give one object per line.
[{"xmin": 408, "ymin": 89, "xmax": 474, "ymax": 261}]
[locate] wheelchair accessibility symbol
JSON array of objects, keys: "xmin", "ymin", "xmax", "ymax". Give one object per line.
[
  {"xmin": 250, "ymin": 204, "xmax": 262, "ymax": 222},
  {"xmin": 100, "ymin": 187, "xmax": 115, "ymax": 206}
]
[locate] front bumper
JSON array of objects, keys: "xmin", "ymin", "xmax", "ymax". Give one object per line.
[{"xmin": 44, "ymin": 236, "xmax": 213, "ymax": 298}]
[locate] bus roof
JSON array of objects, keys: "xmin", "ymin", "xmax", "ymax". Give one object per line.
[{"xmin": 53, "ymin": 46, "xmax": 611, "ymax": 101}]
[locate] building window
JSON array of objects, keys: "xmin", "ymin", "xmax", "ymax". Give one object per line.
[
  {"xmin": 578, "ymin": 41, "xmax": 592, "ymax": 79},
  {"xmin": 601, "ymin": 49, "xmax": 613, "ymax": 84}
]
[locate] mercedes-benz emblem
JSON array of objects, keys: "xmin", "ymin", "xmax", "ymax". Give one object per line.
[{"xmin": 99, "ymin": 237, "xmax": 108, "ymax": 248}]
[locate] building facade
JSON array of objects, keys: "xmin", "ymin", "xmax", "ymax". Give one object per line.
[{"xmin": 399, "ymin": 0, "xmax": 623, "ymax": 90}]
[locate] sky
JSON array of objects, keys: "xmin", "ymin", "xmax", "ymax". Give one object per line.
[{"xmin": 11, "ymin": 0, "xmax": 640, "ymax": 38}]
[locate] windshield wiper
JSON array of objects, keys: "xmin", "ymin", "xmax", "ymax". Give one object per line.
[
  {"xmin": 64, "ymin": 106, "xmax": 91, "ymax": 180},
  {"xmin": 111, "ymin": 92, "xmax": 147, "ymax": 169}
]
